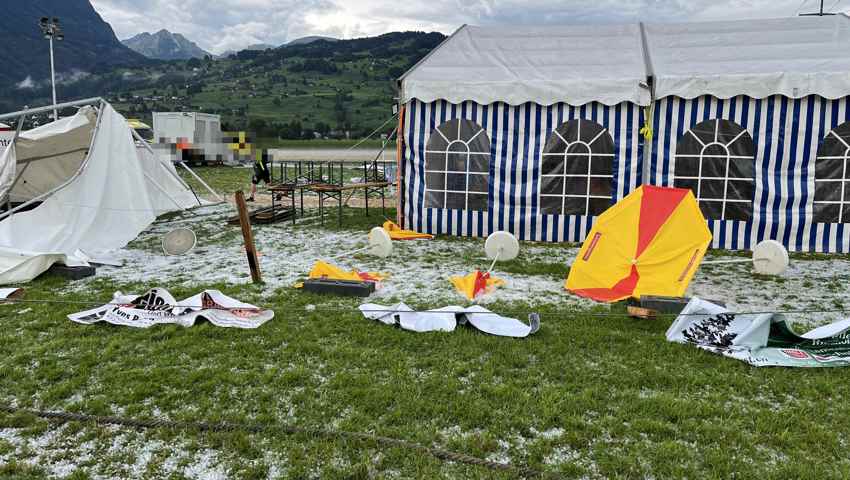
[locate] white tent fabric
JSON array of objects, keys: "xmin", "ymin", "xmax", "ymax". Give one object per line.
[
  {"xmin": 401, "ymin": 16, "xmax": 850, "ymax": 105},
  {"xmin": 399, "ymin": 24, "xmax": 651, "ymax": 106},
  {"xmin": 0, "ymin": 144, "xmax": 14, "ymax": 203},
  {"xmin": 637, "ymin": 16, "xmax": 850, "ymax": 100},
  {"xmin": 5, "ymin": 108, "xmax": 96, "ymax": 203},
  {"xmin": 0, "ymin": 102, "xmax": 199, "ymax": 284}
]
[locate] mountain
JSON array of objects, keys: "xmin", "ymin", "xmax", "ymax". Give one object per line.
[
  {"xmin": 123, "ymin": 29, "xmax": 210, "ymax": 60},
  {"xmin": 0, "ymin": 0, "xmax": 149, "ymax": 86},
  {"xmin": 218, "ymin": 43, "xmax": 276, "ymax": 58},
  {"xmin": 285, "ymin": 35, "xmax": 337, "ymax": 46},
  {"xmin": 0, "ymin": 29, "xmax": 446, "ymax": 136}
]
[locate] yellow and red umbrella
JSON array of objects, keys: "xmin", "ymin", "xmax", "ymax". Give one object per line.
[{"xmin": 565, "ymin": 185, "xmax": 711, "ymax": 302}]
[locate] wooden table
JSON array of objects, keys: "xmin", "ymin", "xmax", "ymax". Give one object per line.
[{"xmin": 309, "ymin": 181, "xmax": 390, "ymax": 226}]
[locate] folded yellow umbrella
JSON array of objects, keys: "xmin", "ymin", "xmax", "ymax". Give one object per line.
[
  {"xmin": 565, "ymin": 185, "xmax": 711, "ymax": 302},
  {"xmin": 450, "ymin": 270, "xmax": 505, "ymax": 301},
  {"xmin": 382, "ymin": 220, "xmax": 434, "ymax": 240},
  {"xmin": 295, "ymin": 260, "xmax": 387, "ymax": 288}
]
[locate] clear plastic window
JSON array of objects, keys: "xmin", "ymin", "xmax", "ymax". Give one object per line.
[
  {"xmin": 424, "ymin": 119, "xmax": 491, "ymax": 211},
  {"xmin": 814, "ymin": 122, "xmax": 850, "ymax": 223},
  {"xmin": 673, "ymin": 119, "xmax": 755, "ymax": 221},
  {"xmin": 540, "ymin": 119, "xmax": 614, "ymax": 216}
]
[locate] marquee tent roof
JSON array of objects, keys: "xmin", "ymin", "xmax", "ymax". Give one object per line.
[
  {"xmin": 644, "ymin": 15, "xmax": 850, "ymax": 100},
  {"xmin": 399, "ymin": 24, "xmax": 652, "ymax": 106},
  {"xmin": 400, "ymin": 15, "xmax": 850, "ymax": 106}
]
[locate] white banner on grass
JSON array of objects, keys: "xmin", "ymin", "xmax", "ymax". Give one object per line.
[{"xmin": 69, "ymin": 288, "xmax": 273, "ymax": 329}]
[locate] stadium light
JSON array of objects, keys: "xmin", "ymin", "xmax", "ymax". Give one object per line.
[{"xmin": 38, "ymin": 16, "xmax": 63, "ymax": 121}]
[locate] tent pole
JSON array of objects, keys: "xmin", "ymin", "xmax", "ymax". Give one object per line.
[
  {"xmin": 178, "ymin": 161, "xmax": 223, "ymax": 202},
  {"xmin": 3, "ymin": 112, "xmax": 26, "ymax": 212},
  {"xmin": 131, "ymin": 128, "xmax": 205, "ymax": 207},
  {"xmin": 143, "ymin": 172, "xmax": 190, "ymax": 212}
]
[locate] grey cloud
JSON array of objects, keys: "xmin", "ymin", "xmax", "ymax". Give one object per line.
[{"xmin": 92, "ymin": 0, "xmax": 842, "ymax": 54}]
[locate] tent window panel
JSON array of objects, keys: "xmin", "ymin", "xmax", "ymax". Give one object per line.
[
  {"xmin": 674, "ymin": 178, "xmax": 699, "ymax": 192},
  {"xmin": 814, "ymin": 203, "xmax": 841, "ymax": 223},
  {"xmin": 425, "ymin": 172, "xmax": 445, "ymax": 188},
  {"xmin": 447, "ymin": 152, "xmax": 467, "ymax": 172},
  {"xmin": 424, "ymin": 119, "xmax": 491, "ymax": 212},
  {"xmin": 468, "ymin": 154, "xmax": 489, "ymax": 173},
  {"xmin": 674, "ymin": 119, "xmax": 755, "ymax": 221},
  {"xmin": 446, "ymin": 173, "xmax": 467, "ymax": 191},
  {"xmin": 445, "ymin": 192, "xmax": 467, "ymax": 210},
  {"xmin": 699, "ymin": 201, "xmax": 725, "ymax": 218},
  {"xmin": 468, "ymin": 193, "xmax": 488, "ymax": 211},
  {"xmin": 542, "ymin": 155, "xmax": 564, "ymax": 172},
  {"xmin": 541, "ymin": 177, "xmax": 564, "ymax": 195},
  {"xmin": 723, "ymin": 201, "xmax": 752, "ymax": 222},
  {"xmin": 563, "ymin": 197, "xmax": 587, "ymax": 216},
  {"xmin": 540, "ymin": 196, "xmax": 562, "ymax": 215},
  {"xmin": 564, "ymin": 178, "xmax": 589, "ymax": 196},
  {"xmin": 564, "ymin": 156, "xmax": 589, "ymax": 175},
  {"xmin": 468, "ymin": 174, "xmax": 488, "ymax": 192},
  {"xmin": 426, "ymin": 151, "xmax": 446, "ymax": 170},
  {"xmin": 814, "ymin": 183, "xmax": 841, "ymax": 202},
  {"xmin": 815, "ymin": 159, "xmax": 845, "ymax": 180},
  {"xmin": 590, "ymin": 157, "xmax": 614, "ymax": 175},
  {"xmin": 676, "ymin": 158, "xmax": 701, "ymax": 177},
  {"xmin": 727, "ymin": 180, "xmax": 754, "ymax": 202},
  {"xmin": 589, "ymin": 178, "xmax": 612, "ymax": 197},
  {"xmin": 814, "ymin": 122, "xmax": 850, "ymax": 223},
  {"xmin": 700, "ymin": 157, "xmax": 728, "ymax": 178},
  {"xmin": 700, "ymin": 180, "xmax": 726, "ymax": 199},
  {"xmin": 588, "ymin": 198, "xmax": 611, "ymax": 216},
  {"xmin": 541, "ymin": 119, "xmax": 614, "ymax": 216},
  {"xmin": 425, "ymin": 191, "xmax": 443, "ymax": 208}
]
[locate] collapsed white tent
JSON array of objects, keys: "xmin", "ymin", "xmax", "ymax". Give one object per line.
[{"xmin": 0, "ymin": 98, "xmax": 207, "ymax": 284}]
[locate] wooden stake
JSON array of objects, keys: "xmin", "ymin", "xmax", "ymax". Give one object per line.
[{"xmin": 235, "ymin": 190, "xmax": 262, "ymax": 283}]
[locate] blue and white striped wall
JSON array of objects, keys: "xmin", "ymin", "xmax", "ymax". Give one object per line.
[
  {"xmin": 401, "ymin": 99, "xmax": 644, "ymax": 242},
  {"xmin": 649, "ymin": 94, "xmax": 850, "ymax": 253}
]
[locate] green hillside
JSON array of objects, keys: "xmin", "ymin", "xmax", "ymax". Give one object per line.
[{"xmin": 2, "ymin": 32, "xmax": 445, "ymax": 140}]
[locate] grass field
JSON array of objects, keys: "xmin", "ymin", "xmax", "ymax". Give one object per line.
[{"xmin": 2, "ymin": 167, "xmax": 850, "ymax": 479}]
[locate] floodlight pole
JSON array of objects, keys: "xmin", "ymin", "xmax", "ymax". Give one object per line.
[
  {"xmin": 39, "ymin": 17, "xmax": 63, "ymax": 121},
  {"xmin": 49, "ymin": 35, "xmax": 57, "ymax": 121}
]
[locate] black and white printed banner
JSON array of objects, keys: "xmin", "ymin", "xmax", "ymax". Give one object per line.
[{"xmin": 69, "ymin": 288, "xmax": 273, "ymax": 329}]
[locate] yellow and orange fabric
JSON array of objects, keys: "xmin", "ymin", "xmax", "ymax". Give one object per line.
[
  {"xmin": 565, "ymin": 185, "xmax": 711, "ymax": 302},
  {"xmin": 382, "ymin": 221, "xmax": 434, "ymax": 240},
  {"xmin": 298, "ymin": 260, "xmax": 386, "ymax": 286},
  {"xmin": 450, "ymin": 270, "xmax": 505, "ymax": 300}
]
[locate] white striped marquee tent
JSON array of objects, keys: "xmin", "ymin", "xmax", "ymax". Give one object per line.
[{"xmin": 397, "ymin": 15, "xmax": 850, "ymax": 252}]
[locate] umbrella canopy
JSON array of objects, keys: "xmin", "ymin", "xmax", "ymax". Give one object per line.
[{"xmin": 565, "ymin": 185, "xmax": 711, "ymax": 302}]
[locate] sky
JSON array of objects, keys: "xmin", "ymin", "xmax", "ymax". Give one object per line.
[{"xmin": 90, "ymin": 0, "xmax": 848, "ymax": 54}]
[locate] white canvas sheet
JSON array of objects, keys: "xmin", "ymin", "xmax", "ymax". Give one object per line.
[
  {"xmin": 400, "ymin": 24, "xmax": 651, "ymax": 106},
  {"xmin": 0, "ymin": 103, "xmax": 199, "ymax": 284},
  {"xmin": 359, "ymin": 302, "xmax": 540, "ymax": 337}
]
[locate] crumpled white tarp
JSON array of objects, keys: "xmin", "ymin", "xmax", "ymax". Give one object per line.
[
  {"xmin": 359, "ymin": 302, "xmax": 540, "ymax": 338},
  {"xmin": 0, "ymin": 103, "xmax": 198, "ymax": 284},
  {"xmin": 69, "ymin": 288, "xmax": 273, "ymax": 329}
]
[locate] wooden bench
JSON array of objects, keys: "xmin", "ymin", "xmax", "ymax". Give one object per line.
[{"xmin": 309, "ymin": 181, "xmax": 390, "ymax": 226}]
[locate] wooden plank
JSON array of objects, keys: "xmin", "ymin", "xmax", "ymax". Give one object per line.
[
  {"xmin": 235, "ymin": 190, "xmax": 262, "ymax": 284},
  {"xmin": 627, "ymin": 306, "xmax": 657, "ymax": 319}
]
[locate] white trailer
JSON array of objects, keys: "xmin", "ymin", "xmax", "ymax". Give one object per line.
[{"xmin": 152, "ymin": 112, "xmax": 224, "ymax": 165}]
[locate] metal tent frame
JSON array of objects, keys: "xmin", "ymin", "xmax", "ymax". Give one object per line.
[{"xmin": 0, "ymin": 97, "xmax": 222, "ymax": 221}]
